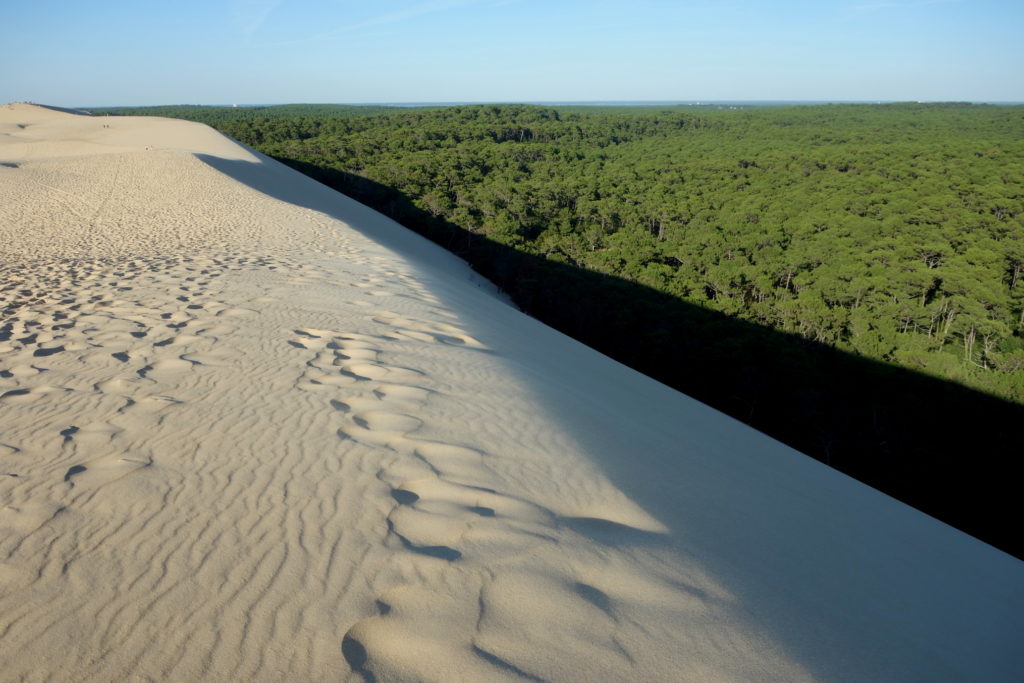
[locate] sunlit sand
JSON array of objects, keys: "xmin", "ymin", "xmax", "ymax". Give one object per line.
[{"xmin": 1, "ymin": 102, "xmax": 1020, "ymax": 681}]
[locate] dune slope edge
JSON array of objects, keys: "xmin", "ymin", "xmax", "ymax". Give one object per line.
[{"xmin": 1, "ymin": 103, "xmax": 1021, "ymax": 681}]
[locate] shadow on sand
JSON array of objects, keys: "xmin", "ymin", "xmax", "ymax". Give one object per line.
[{"xmin": 199, "ymin": 152, "xmax": 1022, "ymax": 561}]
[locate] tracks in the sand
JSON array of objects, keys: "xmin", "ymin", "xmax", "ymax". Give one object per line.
[
  {"xmin": 284, "ymin": 265, "xmax": 657, "ymax": 681},
  {"xmin": 1, "ymin": 241, "xmax": 691, "ymax": 681},
  {"xmin": 0, "ymin": 252, "xmax": 280, "ymax": 521}
]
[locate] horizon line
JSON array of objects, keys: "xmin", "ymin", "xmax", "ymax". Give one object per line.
[{"xmin": 73, "ymin": 99, "xmax": 1024, "ymax": 109}]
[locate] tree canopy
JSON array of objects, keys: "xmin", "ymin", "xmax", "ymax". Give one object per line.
[{"xmin": 101, "ymin": 102, "xmax": 1024, "ymax": 556}]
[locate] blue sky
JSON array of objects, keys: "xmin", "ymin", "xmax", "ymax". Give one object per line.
[{"xmin": 2, "ymin": 0, "xmax": 1021, "ymax": 105}]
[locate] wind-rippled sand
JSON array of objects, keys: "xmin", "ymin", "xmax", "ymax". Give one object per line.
[{"xmin": 1, "ymin": 102, "xmax": 1021, "ymax": 681}]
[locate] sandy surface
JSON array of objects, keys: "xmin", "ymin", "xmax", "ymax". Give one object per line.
[{"xmin": 1, "ymin": 102, "xmax": 1021, "ymax": 681}]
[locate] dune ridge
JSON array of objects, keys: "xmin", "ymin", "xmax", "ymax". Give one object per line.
[{"xmin": 1, "ymin": 102, "xmax": 1021, "ymax": 681}]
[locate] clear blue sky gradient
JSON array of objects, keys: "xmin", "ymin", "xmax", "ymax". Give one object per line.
[{"xmin": 2, "ymin": 0, "xmax": 1022, "ymax": 106}]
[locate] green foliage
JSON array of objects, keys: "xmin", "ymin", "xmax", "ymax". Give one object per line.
[
  {"xmin": 131, "ymin": 101, "xmax": 1024, "ymax": 555},
  {"xmin": 87, "ymin": 103, "xmax": 433, "ymax": 126},
  {"xmin": 211, "ymin": 102, "xmax": 1024, "ymax": 402}
]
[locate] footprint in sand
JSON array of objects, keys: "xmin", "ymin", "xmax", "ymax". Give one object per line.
[
  {"xmin": 371, "ymin": 313, "xmax": 487, "ymax": 349},
  {"xmin": 215, "ymin": 307, "xmax": 256, "ymax": 318},
  {"xmin": 62, "ymin": 421, "xmax": 121, "ymax": 448},
  {"xmin": 31, "ymin": 344, "xmax": 65, "ymax": 358},
  {"xmin": 138, "ymin": 357, "xmax": 194, "ymax": 380},
  {"xmin": 181, "ymin": 351, "xmax": 236, "ymax": 367},
  {"xmin": 119, "ymin": 394, "xmax": 182, "ymax": 416},
  {"xmin": 373, "ymin": 383, "xmax": 432, "ymax": 404},
  {"xmin": 352, "ymin": 411, "xmax": 423, "ymax": 434},
  {"xmin": 0, "ymin": 385, "xmax": 68, "ymax": 404},
  {"xmin": 339, "ymin": 363, "xmax": 425, "ymax": 385},
  {"xmin": 3, "ymin": 364, "xmax": 44, "ymax": 378},
  {"xmin": 385, "ymin": 516, "xmax": 463, "ymax": 561},
  {"xmin": 62, "ymin": 454, "xmax": 151, "ymax": 489}
]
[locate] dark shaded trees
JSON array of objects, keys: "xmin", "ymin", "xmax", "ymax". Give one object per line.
[{"xmin": 110, "ymin": 101, "xmax": 1024, "ymax": 556}]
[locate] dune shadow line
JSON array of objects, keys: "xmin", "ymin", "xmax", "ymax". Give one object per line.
[{"xmin": 196, "ymin": 152, "xmax": 1024, "ymax": 560}]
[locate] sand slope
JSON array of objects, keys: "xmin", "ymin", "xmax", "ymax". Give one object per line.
[{"xmin": 1, "ymin": 102, "xmax": 1021, "ymax": 681}]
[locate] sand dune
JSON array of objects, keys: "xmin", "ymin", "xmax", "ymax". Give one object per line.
[{"xmin": 0, "ymin": 102, "xmax": 1021, "ymax": 681}]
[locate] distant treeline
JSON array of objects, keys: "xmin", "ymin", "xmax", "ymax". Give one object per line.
[
  {"xmin": 89, "ymin": 103, "xmax": 431, "ymax": 125},
  {"xmin": 199, "ymin": 103, "xmax": 1023, "ymax": 401},
  {"xmin": 101, "ymin": 102, "xmax": 1024, "ymax": 556}
]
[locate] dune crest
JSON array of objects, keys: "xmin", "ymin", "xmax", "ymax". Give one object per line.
[{"xmin": 0, "ymin": 103, "xmax": 1021, "ymax": 681}]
